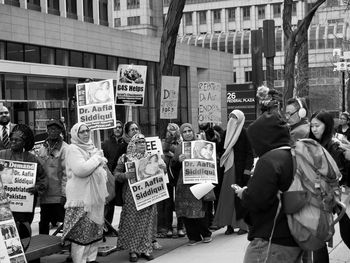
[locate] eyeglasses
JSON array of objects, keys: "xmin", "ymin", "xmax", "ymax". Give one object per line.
[
  {"xmin": 0, "ymin": 112, "xmax": 9, "ymax": 115},
  {"xmin": 285, "ymin": 110, "xmax": 298, "ymax": 119},
  {"xmin": 135, "ymin": 140, "xmax": 146, "ymax": 145},
  {"xmin": 78, "ymin": 129, "xmax": 90, "ymax": 134}
]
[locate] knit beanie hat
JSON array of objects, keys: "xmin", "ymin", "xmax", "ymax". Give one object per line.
[{"xmin": 247, "ymin": 112, "xmax": 291, "ymax": 157}]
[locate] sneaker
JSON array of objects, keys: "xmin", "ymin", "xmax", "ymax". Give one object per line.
[
  {"xmin": 152, "ymin": 241, "xmax": 163, "ymax": 250},
  {"xmin": 177, "ymin": 229, "xmax": 185, "ymax": 237},
  {"xmin": 202, "ymin": 236, "xmax": 212, "ymax": 243},
  {"xmin": 187, "ymin": 240, "xmax": 202, "ymax": 246}
]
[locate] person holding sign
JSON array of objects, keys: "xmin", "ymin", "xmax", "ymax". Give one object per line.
[
  {"xmin": 0, "ymin": 124, "xmax": 47, "ymax": 239},
  {"xmin": 62, "ymin": 122, "xmax": 109, "ymax": 263},
  {"xmin": 172, "ymin": 123, "xmax": 212, "ymax": 246},
  {"xmin": 114, "ymin": 133, "xmax": 165, "ymax": 262}
]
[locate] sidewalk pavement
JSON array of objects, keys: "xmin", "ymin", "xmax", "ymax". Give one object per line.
[{"xmin": 31, "ymin": 207, "xmax": 350, "ymax": 263}]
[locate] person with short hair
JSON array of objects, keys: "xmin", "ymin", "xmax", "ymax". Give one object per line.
[
  {"xmin": 37, "ymin": 119, "xmax": 68, "ymax": 234},
  {"xmin": 0, "ymin": 105, "xmax": 16, "ymax": 150},
  {"xmin": 336, "ymin": 111, "xmax": 350, "ymax": 141}
]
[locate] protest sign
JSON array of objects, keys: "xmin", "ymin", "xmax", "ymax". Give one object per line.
[
  {"xmin": 160, "ymin": 76, "xmax": 179, "ymax": 119},
  {"xmin": 0, "ymin": 175, "xmax": 27, "ymax": 263},
  {"xmin": 0, "ymin": 160, "xmax": 37, "ymax": 213},
  {"xmin": 76, "ymin": 79, "xmax": 116, "ymax": 131},
  {"xmin": 182, "ymin": 140, "xmax": 217, "ymax": 184},
  {"xmin": 145, "ymin": 137, "xmax": 163, "ymax": 155},
  {"xmin": 198, "ymin": 82, "xmax": 221, "ymax": 124},
  {"xmin": 115, "ymin": 65, "xmax": 147, "ymax": 106},
  {"xmin": 126, "ymin": 154, "xmax": 169, "ymax": 211}
]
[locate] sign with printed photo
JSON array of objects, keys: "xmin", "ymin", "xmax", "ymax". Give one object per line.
[
  {"xmin": 198, "ymin": 82, "xmax": 221, "ymax": 124},
  {"xmin": 126, "ymin": 154, "xmax": 169, "ymax": 211},
  {"xmin": 182, "ymin": 140, "xmax": 217, "ymax": 184},
  {"xmin": 76, "ymin": 79, "xmax": 116, "ymax": 130},
  {"xmin": 0, "ymin": 160, "xmax": 37, "ymax": 213},
  {"xmin": 115, "ymin": 65, "xmax": 147, "ymax": 106},
  {"xmin": 160, "ymin": 76, "xmax": 179, "ymax": 119}
]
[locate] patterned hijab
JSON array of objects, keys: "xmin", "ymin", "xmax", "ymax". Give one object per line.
[
  {"xmin": 70, "ymin": 122, "xmax": 96, "ymax": 154},
  {"xmin": 126, "ymin": 133, "xmax": 149, "ymax": 161}
]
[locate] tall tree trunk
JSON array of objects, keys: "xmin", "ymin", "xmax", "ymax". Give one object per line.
[
  {"xmin": 296, "ymin": 28, "xmax": 309, "ymax": 98},
  {"xmin": 157, "ymin": 0, "xmax": 186, "ymax": 137}
]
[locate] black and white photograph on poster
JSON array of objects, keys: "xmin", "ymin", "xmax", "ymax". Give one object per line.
[
  {"xmin": 125, "ymin": 162, "xmax": 137, "ymax": 184},
  {"xmin": 86, "ymin": 79, "xmax": 113, "ymax": 104},
  {"xmin": 0, "ymin": 178, "xmax": 12, "ymax": 222},
  {"xmin": 0, "ymin": 223, "xmax": 17, "ymax": 240},
  {"xmin": 137, "ymin": 154, "xmax": 164, "ymax": 181},
  {"xmin": 4, "ymin": 238, "xmax": 23, "ymax": 257},
  {"xmin": 10, "ymin": 255, "xmax": 26, "ymax": 263},
  {"xmin": 115, "ymin": 64, "xmax": 147, "ymax": 106},
  {"xmin": 192, "ymin": 141, "xmax": 215, "ymax": 161}
]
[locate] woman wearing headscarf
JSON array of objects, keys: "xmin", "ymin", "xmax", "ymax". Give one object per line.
[
  {"xmin": 115, "ymin": 133, "xmax": 165, "ymax": 262},
  {"xmin": 123, "ymin": 121, "xmax": 140, "ymax": 144},
  {"xmin": 62, "ymin": 122, "xmax": 108, "ymax": 263},
  {"xmin": 213, "ymin": 110, "xmax": 254, "ymax": 235},
  {"xmin": 0, "ymin": 124, "xmax": 47, "ymax": 239},
  {"xmin": 172, "ymin": 123, "xmax": 212, "ymax": 245}
]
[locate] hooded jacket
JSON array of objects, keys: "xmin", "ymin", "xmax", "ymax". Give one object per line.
[{"xmin": 242, "ymin": 112, "xmax": 298, "ymax": 246}]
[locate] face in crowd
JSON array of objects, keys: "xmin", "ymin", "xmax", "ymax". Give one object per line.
[
  {"xmin": 339, "ymin": 114, "xmax": 349, "ymax": 127},
  {"xmin": 10, "ymin": 131, "xmax": 25, "ymax": 152},
  {"xmin": 78, "ymin": 125, "xmax": 91, "ymax": 143},
  {"xmin": 310, "ymin": 117, "xmax": 325, "ymax": 140},
  {"xmin": 127, "ymin": 123, "xmax": 139, "ymax": 138},
  {"xmin": 285, "ymin": 103, "xmax": 300, "ymax": 126},
  {"xmin": 182, "ymin": 127, "xmax": 194, "ymax": 141},
  {"xmin": 135, "ymin": 137, "xmax": 146, "ymax": 154},
  {"xmin": 0, "ymin": 106, "xmax": 10, "ymax": 126},
  {"xmin": 113, "ymin": 123, "xmax": 123, "ymax": 138},
  {"xmin": 47, "ymin": 125, "xmax": 62, "ymax": 141}
]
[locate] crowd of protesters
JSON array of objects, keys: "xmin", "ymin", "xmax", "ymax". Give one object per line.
[{"xmin": 1, "ymin": 83, "xmax": 350, "ymax": 263}]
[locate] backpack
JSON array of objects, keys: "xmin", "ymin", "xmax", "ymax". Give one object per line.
[{"xmin": 282, "ymin": 138, "xmax": 346, "ymax": 251}]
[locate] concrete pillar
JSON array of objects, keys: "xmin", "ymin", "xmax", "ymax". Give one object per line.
[
  {"xmin": 40, "ymin": 0, "xmax": 47, "ymax": 13},
  {"xmin": 60, "ymin": 0, "xmax": 66, "ymax": 17},
  {"xmin": 235, "ymin": 7, "xmax": 241, "ymax": 31},
  {"xmin": 93, "ymin": 0, "xmax": 99, "ymax": 25},
  {"xmin": 207, "ymin": 10, "xmax": 212, "ymax": 34},
  {"xmin": 266, "ymin": 4, "xmax": 271, "ymax": 19},
  {"xmin": 193, "ymin": 11, "xmax": 198, "ymax": 36},
  {"xmin": 19, "ymin": 0, "xmax": 27, "ymax": 9},
  {"xmin": 251, "ymin": 5, "xmax": 256, "ymax": 29},
  {"xmin": 77, "ymin": 0, "xmax": 84, "ymax": 21},
  {"xmin": 221, "ymin": 8, "xmax": 227, "ymax": 32},
  {"xmin": 108, "ymin": 0, "xmax": 113, "ymax": 27}
]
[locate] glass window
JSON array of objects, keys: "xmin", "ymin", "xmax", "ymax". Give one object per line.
[
  {"xmin": 48, "ymin": 0, "xmax": 60, "ymax": 15},
  {"xmin": 227, "ymin": 33, "xmax": 234, "ymax": 53},
  {"xmin": 213, "ymin": 9, "xmax": 221, "ymax": 24},
  {"xmin": 41, "ymin": 47, "xmax": 55, "ymax": 64},
  {"xmin": 24, "ymin": 45, "xmax": 40, "ymax": 63},
  {"xmin": 242, "ymin": 6, "xmax": 250, "ymax": 21},
  {"xmin": 127, "ymin": 16, "xmax": 140, "ymax": 26},
  {"xmin": 273, "ymin": 3, "xmax": 281, "ymax": 18},
  {"xmin": 327, "ymin": 38, "xmax": 334, "ymax": 49},
  {"xmin": 149, "ymin": 0, "xmax": 153, "ymax": 9},
  {"xmin": 127, "ymin": 0, "xmax": 140, "ymax": 9},
  {"xmin": 336, "ymin": 24, "xmax": 343, "ymax": 34},
  {"xmin": 69, "ymin": 51, "xmax": 83, "ymax": 67},
  {"xmin": 258, "ymin": 5, "xmax": 265, "ymax": 19},
  {"xmin": 56, "ymin": 49, "xmax": 69, "ymax": 66},
  {"xmin": 83, "ymin": 0, "xmax": 93, "ymax": 23},
  {"xmin": 83, "ymin": 53, "xmax": 95, "ymax": 68},
  {"xmin": 243, "ymin": 31, "xmax": 249, "ymax": 54},
  {"xmin": 185, "ymin": 12, "xmax": 192, "ymax": 26},
  {"xmin": 211, "ymin": 34, "xmax": 219, "ymax": 51},
  {"xmin": 199, "ymin": 11, "xmax": 206, "ymax": 25},
  {"xmin": 309, "ymin": 26, "xmax": 316, "ymax": 49},
  {"xmin": 96, "ymin": 54, "xmax": 107, "ymax": 70},
  {"xmin": 27, "ymin": 0, "xmax": 40, "ymax": 11},
  {"xmin": 276, "ymin": 29, "xmax": 282, "ymax": 52},
  {"xmin": 0, "ymin": 41, "xmax": 5, "ymax": 59},
  {"xmin": 108, "ymin": 56, "xmax": 116, "ymax": 71},
  {"xmin": 245, "ymin": 71, "xmax": 252, "ymax": 82},
  {"xmin": 227, "ymin": 8, "xmax": 235, "ymax": 22},
  {"xmin": 235, "ymin": 32, "xmax": 242, "ymax": 55},
  {"xmin": 66, "ymin": 0, "xmax": 77, "ymax": 19},
  {"xmin": 5, "ymin": 75, "xmax": 25, "ymax": 100},
  {"xmin": 318, "ymin": 26, "xmax": 325, "ymax": 49},
  {"xmin": 6, "ymin": 42, "xmax": 24, "ymax": 62},
  {"xmin": 99, "ymin": 0, "xmax": 108, "ymax": 26},
  {"xmin": 28, "ymin": 76, "xmax": 66, "ymax": 100},
  {"xmin": 4, "ymin": 0, "xmax": 20, "ymax": 7},
  {"xmin": 114, "ymin": 18, "xmax": 121, "ymax": 27},
  {"xmin": 114, "ymin": 0, "xmax": 120, "ymax": 10}
]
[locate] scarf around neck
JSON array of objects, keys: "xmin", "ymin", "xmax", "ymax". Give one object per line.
[
  {"xmin": 70, "ymin": 122, "xmax": 96, "ymax": 154},
  {"xmin": 126, "ymin": 133, "xmax": 149, "ymax": 161}
]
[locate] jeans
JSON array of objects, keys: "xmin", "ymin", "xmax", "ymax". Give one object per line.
[{"xmin": 243, "ymin": 238, "xmax": 303, "ymax": 263}]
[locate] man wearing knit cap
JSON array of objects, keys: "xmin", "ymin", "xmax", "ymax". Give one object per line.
[
  {"xmin": 37, "ymin": 119, "xmax": 68, "ymax": 234},
  {"xmin": 0, "ymin": 104, "xmax": 16, "ymax": 150},
  {"xmin": 235, "ymin": 111, "xmax": 303, "ymax": 262}
]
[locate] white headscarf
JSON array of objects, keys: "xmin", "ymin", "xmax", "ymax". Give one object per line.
[{"xmin": 220, "ymin": 110, "xmax": 245, "ymax": 172}]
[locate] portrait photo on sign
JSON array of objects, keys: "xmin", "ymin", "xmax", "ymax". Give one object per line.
[
  {"xmin": 10, "ymin": 255, "xmax": 26, "ymax": 263},
  {"xmin": 137, "ymin": 154, "xmax": 164, "ymax": 181},
  {"xmin": 86, "ymin": 80, "xmax": 113, "ymax": 104},
  {"xmin": 0, "ymin": 167, "xmax": 14, "ymax": 184},
  {"xmin": 192, "ymin": 141, "xmax": 215, "ymax": 161},
  {"xmin": 5, "ymin": 238, "xmax": 23, "ymax": 257},
  {"xmin": 125, "ymin": 162, "xmax": 137, "ymax": 184},
  {"xmin": 1, "ymin": 223, "xmax": 17, "ymax": 240},
  {"xmin": 119, "ymin": 67, "xmax": 144, "ymax": 84}
]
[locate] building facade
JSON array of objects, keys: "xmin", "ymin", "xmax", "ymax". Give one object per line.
[
  {"xmin": 164, "ymin": 0, "xmax": 350, "ymax": 113},
  {"xmin": 0, "ymin": 2, "xmax": 233, "ymax": 137}
]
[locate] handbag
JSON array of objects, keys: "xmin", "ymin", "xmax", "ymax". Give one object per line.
[
  {"xmin": 202, "ymin": 189, "xmax": 216, "ymax": 202},
  {"xmin": 104, "ymin": 165, "xmax": 116, "ymax": 203}
]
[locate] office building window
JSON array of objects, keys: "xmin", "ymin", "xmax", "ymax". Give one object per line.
[
  {"xmin": 6, "ymin": 42, "xmax": 24, "ymax": 62},
  {"xmin": 99, "ymin": 0, "xmax": 108, "ymax": 26},
  {"xmin": 41, "ymin": 47, "xmax": 55, "ymax": 64},
  {"xmin": 149, "ymin": 0, "xmax": 153, "ymax": 9},
  {"xmin": 213, "ymin": 9, "xmax": 221, "ymax": 24},
  {"xmin": 127, "ymin": 0, "xmax": 140, "ymax": 9},
  {"xmin": 257, "ymin": 5, "xmax": 265, "ymax": 19},
  {"xmin": 56, "ymin": 49, "xmax": 69, "ymax": 65},
  {"xmin": 243, "ymin": 32, "xmax": 249, "ymax": 54},
  {"xmin": 245, "ymin": 71, "xmax": 252, "ymax": 82},
  {"xmin": 292, "ymin": 2, "xmax": 297, "ymax": 16},
  {"xmin": 4, "ymin": 0, "xmax": 20, "ymax": 7},
  {"xmin": 273, "ymin": 3, "xmax": 281, "ymax": 18},
  {"xmin": 242, "ymin": 6, "xmax": 250, "ymax": 21},
  {"xmin": 96, "ymin": 54, "xmax": 107, "ymax": 70},
  {"xmin": 48, "ymin": 0, "xmax": 60, "ymax": 15},
  {"xmin": 199, "ymin": 11, "xmax": 206, "ymax": 25},
  {"xmin": 83, "ymin": 0, "xmax": 93, "ymax": 23},
  {"xmin": 114, "ymin": 18, "xmax": 121, "ymax": 27},
  {"xmin": 150, "ymin": 16, "xmax": 153, "ymax": 26},
  {"xmin": 233, "ymin": 72, "xmax": 236, "ymax": 83},
  {"xmin": 185, "ymin": 12, "xmax": 192, "ymax": 26},
  {"xmin": 27, "ymin": 0, "xmax": 40, "ymax": 11},
  {"xmin": 24, "ymin": 45, "xmax": 40, "ymax": 63},
  {"xmin": 127, "ymin": 16, "xmax": 140, "ymax": 26},
  {"xmin": 114, "ymin": 0, "xmax": 120, "ymax": 10},
  {"xmin": 83, "ymin": 53, "xmax": 95, "ymax": 68},
  {"xmin": 69, "ymin": 51, "xmax": 83, "ymax": 67},
  {"xmin": 235, "ymin": 32, "xmax": 242, "ymax": 54},
  {"xmin": 227, "ymin": 8, "xmax": 235, "ymax": 22},
  {"xmin": 66, "ymin": 0, "xmax": 77, "ymax": 19}
]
